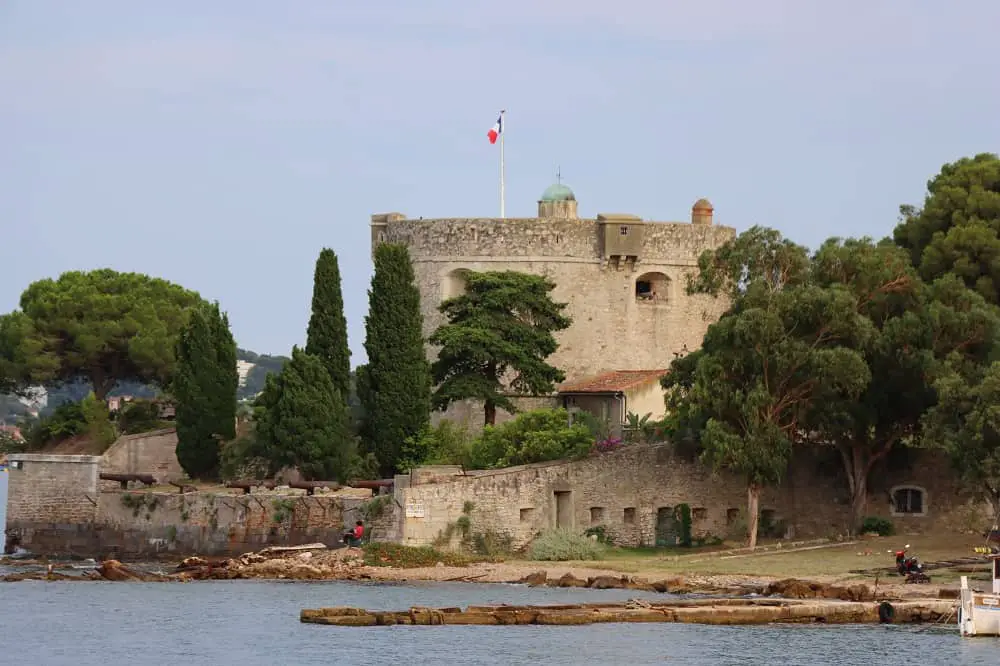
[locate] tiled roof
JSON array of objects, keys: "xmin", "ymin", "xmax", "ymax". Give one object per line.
[{"xmin": 558, "ymin": 369, "xmax": 669, "ymax": 394}]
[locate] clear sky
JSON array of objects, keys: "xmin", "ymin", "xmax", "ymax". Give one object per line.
[{"xmin": 2, "ymin": 1, "xmax": 998, "ymax": 363}]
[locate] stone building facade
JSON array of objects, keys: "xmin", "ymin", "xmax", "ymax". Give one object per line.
[
  {"xmin": 372, "ymin": 185, "xmax": 735, "ymax": 428},
  {"xmin": 391, "ymin": 444, "xmax": 992, "ymax": 550}
]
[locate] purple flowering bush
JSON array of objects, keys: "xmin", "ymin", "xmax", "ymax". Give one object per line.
[{"xmin": 593, "ymin": 437, "xmax": 624, "ymax": 454}]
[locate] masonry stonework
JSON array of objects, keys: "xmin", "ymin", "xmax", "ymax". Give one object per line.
[
  {"xmin": 5, "ymin": 453, "xmax": 395, "ymax": 558},
  {"xmin": 373, "ymin": 188, "xmax": 735, "ymax": 429},
  {"xmin": 101, "ymin": 428, "xmax": 183, "ymax": 484},
  {"xmin": 393, "ymin": 444, "xmax": 991, "ymax": 549}
]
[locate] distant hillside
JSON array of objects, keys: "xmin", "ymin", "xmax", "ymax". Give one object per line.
[
  {"xmin": 236, "ymin": 348, "xmax": 290, "ymax": 400},
  {"xmin": 0, "ymin": 348, "xmax": 291, "ymax": 423}
]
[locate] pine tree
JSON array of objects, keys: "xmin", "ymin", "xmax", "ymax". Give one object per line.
[
  {"xmin": 253, "ymin": 347, "xmax": 353, "ymax": 481},
  {"xmin": 173, "ymin": 302, "xmax": 238, "ymax": 479},
  {"xmin": 305, "ymin": 248, "xmax": 351, "ymax": 400},
  {"xmin": 360, "ymin": 243, "xmax": 431, "ymax": 476}
]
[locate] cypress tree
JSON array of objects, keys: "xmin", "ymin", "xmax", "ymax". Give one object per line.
[
  {"xmin": 173, "ymin": 302, "xmax": 238, "ymax": 479},
  {"xmin": 254, "ymin": 347, "xmax": 352, "ymax": 481},
  {"xmin": 305, "ymin": 248, "xmax": 351, "ymax": 400},
  {"xmin": 360, "ymin": 243, "xmax": 431, "ymax": 476}
]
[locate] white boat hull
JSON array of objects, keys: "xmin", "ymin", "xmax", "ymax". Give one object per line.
[{"xmin": 959, "ymin": 574, "xmax": 1000, "ymax": 637}]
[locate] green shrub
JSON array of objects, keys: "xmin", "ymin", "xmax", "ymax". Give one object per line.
[
  {"xmin": 117, "ymin": 400, "xmax": 164, "ymax": 434},
  {"xmin": 470, "ymin": 409, "xmax": 593, "ymax": 469},
  {"xmin": 584, "ymin": 525, "xmax": 613, "ymax": 545},
  {"xmin": 528, "ymin": 528, "xmax": 607, "ymax": 561},
  {"xmin": 860, "ymin": 516, "xmax": 894, "ymax": 536},
  {"xmin": 399, "ymin": 420, "xmax": 473, "ymax": 471},
  {"xmin": 471, "ymin": 529, "xmax": 514, "ymax": 557}
]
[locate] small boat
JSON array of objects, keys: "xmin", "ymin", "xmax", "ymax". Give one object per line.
[{"xmin": 959, "ymin": 551, "xmax": 1000, "ymax": 637}]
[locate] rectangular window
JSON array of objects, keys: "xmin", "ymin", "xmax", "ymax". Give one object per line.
[
  {"xmin": 590, "ymin": 507, "xmax": 606, "ymax": 524},
  {"xmin": 623, "ymin": 507, "xmax": 636, "ymax": 525},
  {"xmin": 619, "ymin": 226, "xmax": 629, "ymax": 236},
  {"xmin": 520, "ymin": 508, "xmax": 535, "ymax": 522}
]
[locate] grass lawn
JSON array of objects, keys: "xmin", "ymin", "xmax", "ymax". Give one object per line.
[{"xmin": 537, "ymin": 533, "xmax": 993, "ymax": 582}]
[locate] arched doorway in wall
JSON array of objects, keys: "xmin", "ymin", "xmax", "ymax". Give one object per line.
[
  {"xmin": 635, "ymin": 272, "xmax": 670, "ymax": 304},
  {"xmin": 442, "ymin": 268, "xmax": 472, "ymax": 300}
]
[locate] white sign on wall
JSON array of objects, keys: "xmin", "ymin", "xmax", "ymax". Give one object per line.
[{"xmin": 405, "ymin": 502, "xmax": 425, "ymax": 518}]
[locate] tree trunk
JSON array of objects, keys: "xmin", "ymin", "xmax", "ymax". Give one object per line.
[
  {"xmin": 747, "ymin": 483, "xmax": 761, "ymax": 550},
  {"xmin": 838, "ymin": 443, "xmax": 874, "ymax": 536},
  {"xmin": 484, "ymin": 400, "xmax": 497, "ymax": 427},
  {"xmin": 850, "ymin": 464, "xmax": 869, "ymax": 534},
  {"xmin": 90, "ymin": 372, "xmax": 115, "ymax": 402}
]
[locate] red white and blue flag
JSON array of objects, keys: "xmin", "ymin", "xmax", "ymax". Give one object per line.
[{"xmin": 487, "ymin": 113, "xmax": 503, "ymax": 144}]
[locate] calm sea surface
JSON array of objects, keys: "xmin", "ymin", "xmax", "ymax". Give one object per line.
[{"xmin": 1, "ymin": 472, "xmax": 997, "ymax": 665}]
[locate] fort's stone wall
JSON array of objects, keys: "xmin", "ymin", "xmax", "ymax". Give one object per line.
[
  {"xmin": 395, "ymin": 444, "xmax": 991, "ymax": 549},
  {"xmin": 374, "ymin": 214, "xmax": 735, "ymax": 429},
  {"xmin": 101, "ymin": 428, "xmax": 182, "ymax": 484},
  {"xmin": 5, "ymin": 453, "xmax": 395, "ymax": 558}
]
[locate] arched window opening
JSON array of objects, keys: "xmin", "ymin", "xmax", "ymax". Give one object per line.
[
  {"xmin": 635, "ymin": 272, "xmax": 670, "ymax": 303},
  {"xmin": 890, "ymin": 485, "xmax": 927, "ymax": 516}
]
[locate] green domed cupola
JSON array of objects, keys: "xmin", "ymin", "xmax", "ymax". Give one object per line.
[{"xmin": 540, "ymin": 183, "xmax": 576, "ymax": 202}]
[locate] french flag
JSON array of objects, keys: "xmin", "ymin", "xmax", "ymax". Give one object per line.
[{"xmin": 487, "ymin": 113, "xmax": 503, "ymax": 144}]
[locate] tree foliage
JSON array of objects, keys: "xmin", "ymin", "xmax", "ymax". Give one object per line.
[
  {"xmin": 359, "ymin": 244, "xmax": 431, "ymax": 476},
  {"xmin": 468, "ymin": 408, "xmax": 593, "ymax": 469},
  {"xmin": 252, "ymin": 347, "xmax": 353, "ymax": 481},
  {"xmin": 430, "ymin": 271, "xmax": 571, "ymax": 426},
  {"xmin": 666, "ymin": 227, "xmax": 873, "ymax": 548},
  {"xmin": 173, "ymin": 303, "xmax": 239, "ymax": 479},
  {"xmin": 923, "ymin": 360, "xmax": 1000, "ymax": 522},
  {"xmin": 305, "ymin": 248, "xmax": 351, "ymax": 400},
  {"xmin": 894, "ymin": 153, "xmax": 1000, "ymax": 305},
  {"xmin": 1, "ymin": 270, "xmax": 202, "ymax": 400}
]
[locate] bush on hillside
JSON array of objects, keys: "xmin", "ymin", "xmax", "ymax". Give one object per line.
[{"xmin": 528, "ymin": 528, "xmax": 607, "ymax": 561}]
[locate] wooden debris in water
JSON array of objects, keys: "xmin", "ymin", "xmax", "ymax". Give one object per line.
[{"xmin": 299, "ymin": 598, "xmax": 957, "ymax": 627}]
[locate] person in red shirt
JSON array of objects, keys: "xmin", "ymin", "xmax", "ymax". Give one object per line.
[{"xmin": 343, "ymin": 520, "xmax": 364, "ymax": 546}]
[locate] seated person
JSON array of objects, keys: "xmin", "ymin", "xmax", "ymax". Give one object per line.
[{"xmin": 343, "ymin": 520, "xmax": 364, "ymax": 546}]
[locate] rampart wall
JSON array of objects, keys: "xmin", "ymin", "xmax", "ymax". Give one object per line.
[{"xmin": 395, "ymin": 444, "xmax": 990, "ymax": 549}]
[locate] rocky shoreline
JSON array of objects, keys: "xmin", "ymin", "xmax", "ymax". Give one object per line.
[{"xmin": 0, "ymin": 542, "xmax": 959, "ymax": 606}]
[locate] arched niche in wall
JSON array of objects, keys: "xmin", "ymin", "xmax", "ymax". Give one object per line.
[
  {"xmin": 442, "ymin": 268, "xmax": 472, "ymax": 300},
  {"xmin": 635, "ymin": 272, "xmax": 670, "ymax": 304}
]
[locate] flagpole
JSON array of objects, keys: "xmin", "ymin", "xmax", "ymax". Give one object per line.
[{"xmin": 499, "ymin": 110, "xmax": 506, "ymax": 219}]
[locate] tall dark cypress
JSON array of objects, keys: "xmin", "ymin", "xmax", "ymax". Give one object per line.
[
  {"xmin": 360, "ymin": 244, "xmax": 431, "ymax": 476},
  {"xmin": 305, "ymin": 248, "xmax": 351, "ymax": 402},
  {"xmin": 173, "ymin": 302, "xmax": 238, "ymax": 479}
]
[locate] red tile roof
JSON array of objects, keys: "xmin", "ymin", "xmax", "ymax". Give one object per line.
[{"xmin": 558, "ymin": 369, "xmax": 669, "ymax": 394}]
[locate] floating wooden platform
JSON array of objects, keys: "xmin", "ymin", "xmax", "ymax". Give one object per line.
[{"xmin": 300, "ymin": 598, "xmax": 956, "ymax": 627}]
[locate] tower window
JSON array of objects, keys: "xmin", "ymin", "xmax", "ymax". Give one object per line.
[
  {"xmin": 619, "ymin": 226, "xmax": 629, "ymax": 236},
  {"xmin": 635, "ymin": 272, "xmax": 670, "ymax": 303}
]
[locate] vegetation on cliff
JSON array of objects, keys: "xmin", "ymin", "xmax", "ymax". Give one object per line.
[
  {"xmin": 305, "ymin": 248, "xmax": 352, "ymax": 402},
  {"xmin": 429, "ymin": 271, "xmax": 571, "ymax": 426},
  {"xmin": 358, "ymin": 243, "xmax": 431, "ymax": 476},
  {"xmin": 173, "ymin": 302, "xmax": 239, "ymax": 479}
]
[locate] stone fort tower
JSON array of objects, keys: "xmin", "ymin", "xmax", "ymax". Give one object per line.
[{"xmin": 371, "ymin": 182, "xmax": 736, "ymax": 427}]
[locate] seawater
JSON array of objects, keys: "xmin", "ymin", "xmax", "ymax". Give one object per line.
[{"xmin": 1, "ymin": 474, "xmax": 996, "ymax": 665}]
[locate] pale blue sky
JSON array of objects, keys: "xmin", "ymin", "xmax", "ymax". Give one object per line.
[{"xmin": 2, "ymin": 1, "xmax": 998, "ymax": 362}]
